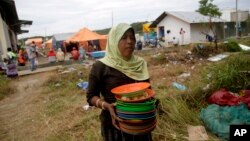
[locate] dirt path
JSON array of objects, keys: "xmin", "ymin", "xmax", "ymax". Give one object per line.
[{"xmin": 0, "ymin": 72, "xmax": 54, "ymax": 140}]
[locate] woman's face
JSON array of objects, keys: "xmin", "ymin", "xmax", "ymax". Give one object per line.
[{"xmin": 118, "ymin": 29, "xmax": 136, "ymax": 59}]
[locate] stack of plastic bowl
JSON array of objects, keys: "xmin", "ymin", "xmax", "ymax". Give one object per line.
[{"xmin": 111, "ymin": 82, "xmax": 157, "ymax": 135}]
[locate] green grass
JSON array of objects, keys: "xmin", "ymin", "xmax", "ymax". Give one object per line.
[
  {"xmin": 39, "ymin": 53, "xmax": 249, "ymax": 141},
  {"xmin": 3, "ymin": 41, "xmax": 247, "ymax": 140},
  {"xmin": 224, "ymin": 40, "xmax": 242, "ymax": 52},
  {"xmin": 150, "ymin": 46, "xmax": 249, "ymax": 140},
  {"xmin": 203, "ymin": 52, "xmax": 250, "ymax": 92},
  {"xmin": 39, "ymin": 47, "xmax": 249, "ymax": 140},
  {"xmin": 153, "ymin": 96, "xmax": 201, "ymax": 140}
]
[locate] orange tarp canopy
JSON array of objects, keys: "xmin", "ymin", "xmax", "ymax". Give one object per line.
[
  {"xmin": 45, "ymin": 38, "xmax": 52, "ymax": 49},
  {"xmin": 67, "ymin": 28, "xmax": 106, "ymax": 42},
  {"xmin": 66, "ymin": 28, "xmax": 107, "ymax": 51},
  {"xmin": 25, "ymin": 38, "xmax": 43, "ymax": 48}
]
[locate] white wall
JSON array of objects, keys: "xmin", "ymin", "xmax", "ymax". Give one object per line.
[
  {"xmin": 190, "ymin": 23, "xmax": 213, "ymax": 43},
  {"xmin": 221, "ymin": 9, "xmax": 235, "ymax": 21},
  {"xmin": 0, "ymin": 15, "xmax": 4, "ymax": 56},
  {"xmin": 0, "ymin": 14, "xmax": 11, "ymax": 58},
  {"xmin": 231, "ymin": 11, "xmax": 249, "ymax": 22},
  {"xmin": 221, "ymin": 9, "xmax": 249, "ymax": 22},
  {"xmin": 157, "ymin": 14, "xmax": 191, "ymax": 45}
]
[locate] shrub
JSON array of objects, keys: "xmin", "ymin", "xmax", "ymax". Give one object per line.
[
  {"xmin": 203, "ymin": 53, "xmax": 250, "ymax": 92},
  {"xmin": 191, "ymin": 43, "xmax": 221, "ymax": 58},
  {"xmin": 224, "ymin": 40, "xmax": 242, "ymax": 52}
]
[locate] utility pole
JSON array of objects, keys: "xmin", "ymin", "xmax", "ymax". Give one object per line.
[
  {"xmin": 111, "ymin": 9, "xmax": 114, "ymax": 27},
  {"xmin": 45, "ymin": 28, "xmax": 47, "ymax": 41},
  {"xmin": 235, "ymin": 0, "xmax": 238, "ymax": 38}
]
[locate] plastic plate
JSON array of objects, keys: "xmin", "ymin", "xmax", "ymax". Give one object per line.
[{"xmin": 111, "ymin": 82, "xmax": 150, "ymax": 95}]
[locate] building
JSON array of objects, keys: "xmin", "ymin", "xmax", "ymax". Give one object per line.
[
  {"xmin": 221, "ymin": 8, "xmax": 249, "ymax": 22},
  {"xmin": 220, "ymin": 9, "xmax": 250, "ymax": 37},
  {"xmin": 149, "ymin": 11, "xmax": 225, "ymax": 45},
  {"xmin": 0, "ymin": 0, "xmax": 32, "ymax": 60}
]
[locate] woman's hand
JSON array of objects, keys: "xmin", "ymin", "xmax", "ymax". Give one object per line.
[
  {"xmin": 105, "ymin": 103, "xmax": 123, "ymax": 130},
  {"xmin": 90, "ymin": 97, "xmax": 122, "ymax": 130}
]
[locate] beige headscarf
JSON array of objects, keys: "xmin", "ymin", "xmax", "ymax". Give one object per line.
[{"xmin": 100, "ymin": 23, "xmax": 149, "ymax": 80}]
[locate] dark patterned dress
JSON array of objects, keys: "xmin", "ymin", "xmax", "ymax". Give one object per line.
[{"xmin": 87, "ymin": 61, "xmax": 152, "ymax": 141}]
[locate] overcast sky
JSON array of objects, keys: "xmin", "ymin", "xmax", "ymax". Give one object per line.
[{"xmin": 15, "ymin": 0, "xmax": 250, "ymax": 38}]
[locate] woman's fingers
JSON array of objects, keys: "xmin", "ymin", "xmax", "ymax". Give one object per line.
[
  {"xmin": 111, "ymin": 117, "xmax": 120, "ymax": 130},
  {"xmin": 111, "ymin": 113, "xmax": 121, "ymax": 129},
  {"xmin": 107, "ymin": 103, "xmax": 124, "ymax": 129},
  {"xmin": 113, "ymin": 114, "xmax": 123, "ymax": 122}
]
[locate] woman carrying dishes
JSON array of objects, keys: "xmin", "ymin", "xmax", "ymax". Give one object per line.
[{"xmin": 86, "ymin": 23, "xmax": 153, "ymax": 141}]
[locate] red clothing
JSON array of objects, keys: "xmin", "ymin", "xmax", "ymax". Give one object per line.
[
  {"xmin": 71, "ymin": 49, "xmax": 79, "ymax": 60},
  {"xmin": 208, "ymin": 88, "xmax": 250, "ymax": 108},
  {"xmin": 47, "ymin": 50, "xmax": 56, "ymax": 57}
]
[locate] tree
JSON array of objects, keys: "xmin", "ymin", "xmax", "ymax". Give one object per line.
[{"xmin": 196, "ymin": 0, "xmax": 222, "ymax": 48}]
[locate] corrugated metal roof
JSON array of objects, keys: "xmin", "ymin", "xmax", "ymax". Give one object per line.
[
  {"xmin": 53, "ymin": 32, "xmax": 75, "ymax": 41},
  {"xmin": 167, "ymin": 11, "xmax": 225, "ymax": 23}
]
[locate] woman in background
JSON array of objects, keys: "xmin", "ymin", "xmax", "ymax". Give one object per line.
[
  {"xmin": 56, "ymin": 48, "xmax": 65, "ymax": 62},
  {"xmin": 71, "ymin": 47, "xmax": 80, "ymax": 60},
  {"xmin": 47, "ymin": 48, "xmax": 56, "ymax": 63},
  {"xmin": 5, "ymin": 58, "xmax": 18, "ymax": 78},
  {"xmin": 18, "ymin": 49, "xmax": 26, "ymax": 66}
]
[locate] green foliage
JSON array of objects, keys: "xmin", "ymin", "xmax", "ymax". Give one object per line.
[
  {"xmin": 196, "ymin": 0, "xmax": 222, "ymax": 48},
  {"xmin": 95, "ymin": 21, "xmax": 149, "ymax": 35},
  {"xmin": 95, "ymin": 28, "xmax": 110, "ymax": 35},
  {"xmin": 131, "ymin": 21, "xmax": 149, "ymax": 34},
  {"xmin": 153, "ymin": 96, "xmax": 202, "ymax": 140},
  {"xmin": 224, "ymin": 40, "xmax": 242, "ymax": 52},
  {"xmin": 204, "ymin": 53, "xmax": 250, "ymax": 92},
  {"xmin": 196, "ymin": 0, "xmax": 222, "ymax": 17}
]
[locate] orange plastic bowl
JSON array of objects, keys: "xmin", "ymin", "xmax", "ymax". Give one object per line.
[{"xmin": 111, "ymin": 82, "xmax": 150, "ymax": 96}]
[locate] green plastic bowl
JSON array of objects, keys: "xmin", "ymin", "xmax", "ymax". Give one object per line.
[{"xmin": 116, "ymin": 99, "xmax": 156, "ymax": 112}]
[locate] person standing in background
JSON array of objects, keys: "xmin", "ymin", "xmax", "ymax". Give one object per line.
[
  {"xmin": 6, "ymin": 48, "xmax": 18, "ymax": 78},
  {"xmin": 79, "ymin": 44, "xmax": 86, "ymax": 60},
  {"xmin": 18, "ymin": 49, "xmax": 26, "ymax": 66},
  {"xmin": 7, "ymin": 48, "xmax": 17, "ymax": 63},
  {"xmin": 47, "ymin": 48, "xmax": 56, "ymax": 63},
  {"xmin": 71, "ymin": 47, "xmax": 79, "ymax": 60},
  {"xmin": 179, "ymin": 28, "xmax": 185, "ymax": 45},
  {"xmin": 136, "ymin": 40, "xmax": 143, "ymax": 50},
  {"xmin": 56, "ymin": 48, "xmax": 65, "ymax": 62},
  {"xmin": 26, "ymin": 42, "xmax": 37, "ymax": 71},
  {"xmin": 31, "ymin": 41, "xmax": 38, "ymax": 57}
]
